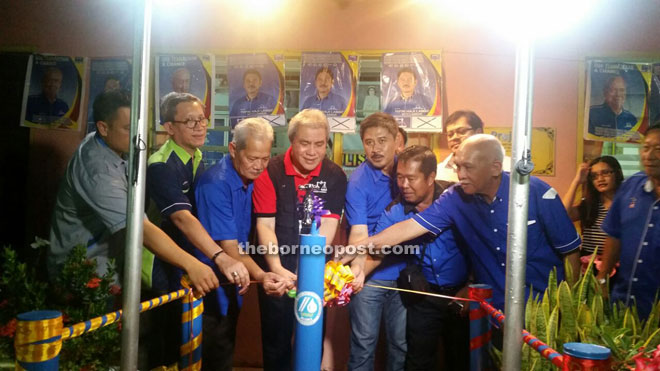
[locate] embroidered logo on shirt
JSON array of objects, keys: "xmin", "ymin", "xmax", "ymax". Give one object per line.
[
  {"xmin": 629, "ymin": 197, "xmax": 636, "ymax": 209},
  {"xmin": 181, "ymin": 180, "xmax": 190, "ymax": 194},
  {"xmin": 542, "ymin": 188, "xmax": 557, "ymax": 199}
]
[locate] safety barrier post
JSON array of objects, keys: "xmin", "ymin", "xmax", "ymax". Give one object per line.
[
  {"xmin": 469, "ymin": 284, "xmax": 493, "ymax": 371},
  {"xmin": 14, "ymin": 310, "xmax": 63, "ymax": 370},
  {"xmin": 179, "ymin": 291, "xmax": 204, "ymax": 371}
]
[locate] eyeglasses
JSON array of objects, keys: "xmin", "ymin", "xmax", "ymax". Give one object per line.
[
  {"xmin": 446, "ymin": 127, "xmax": 474, "ymax": 138},
  {"xmin": 589, "ymin": 169, "xmax": 614, "ymax": 179},
  {"xmin": 172, "ymin": 117, "xmax": 209, "ymax": 129}
]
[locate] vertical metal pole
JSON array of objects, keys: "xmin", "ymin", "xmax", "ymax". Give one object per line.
[
  {"xmin": 502, "ymin": 37, "xmax": 535, "ymax": 371},
  {"xmin": 120, "ymin": 0, "xmax": 152, "ymax": 369}
]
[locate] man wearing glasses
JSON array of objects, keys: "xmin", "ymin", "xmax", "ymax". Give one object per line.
[
  {"xmin": 146, "ymin": 92, "xmax": 249, "ymax": 368},
  {"xmin": 436, "ymin": 110, "xmax": 511, "ymax": 182}
]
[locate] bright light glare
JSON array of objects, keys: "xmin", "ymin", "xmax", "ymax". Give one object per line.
[
  {"xmin": 444, "ymin": 0, "xmax": 596, "ymax": 41},
  {"xmin": 236, "ymin": 0, "xmax": 285, "ymax": 18}
]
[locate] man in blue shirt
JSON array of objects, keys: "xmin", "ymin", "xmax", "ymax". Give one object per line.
[
  {"xmin": 588, "ymin": 75, "xmax": 638, "ymax": 137},
  {"xmin": 195, "ymin": 117, "xmax": 293, "ymax": 370},
  {"xmin": 25, "ymin": 67, "xmax": 70, "ymax": 125},
  {"xmin": 301, "ymin": 67, "xmax": 347, "ymax": 116},
  {"xmin": 598, "ymin": 123, "xmax": 660, "ymax": 319},
  {"xmin": 230, "ymin": 69, "xmax": 276, "ymax": 122},
  {"xmin": 377, "ymin": 145, "xmax": 469, "ymax": 370},
  {"xmin": 353, "ymin": 134, "xmax": 581, "ymax": 311},
  {"xmin": 384, "ymin": 67, "xmax": 432, "ymax": 116},
  {"xmin": 343, "ymin": 112, "xmax": 402, "ymax": 370},
  {"xmin": 147, "ymin": 92, "xmax": 250, "ymax": 368}
]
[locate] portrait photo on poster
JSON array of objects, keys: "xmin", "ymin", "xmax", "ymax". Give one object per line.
[
  {"xmin": 155, "ymin": 54, "xmax": 213, "ymax": 127},
  {"xmin": 86, "ymin": 58, "xmax": 132, "ymax": 134},
  {"xmin": 381, "ymin": 52, "xmax": 439, "ymax": 119},
  {"xmin": 299, "ymin": 52, "xmax": 354, "ymax": 117},
  {"xmin": 357, "ymin": 85, "xmax": 380, "ymax": 118},
  {"xmin": 227, "ymin": 53, "xmax": 284, "ymax": 128},
  {"xmin": 650, "ymin": 64, "xmax": 660, "ymax": 125},
  {"xmin": 21, "ymin": 54, "xmax": 84, "ymax": 130},
  {"xmin": 586, "ymin": 61, "xmax": 650, "ymax": 141}
]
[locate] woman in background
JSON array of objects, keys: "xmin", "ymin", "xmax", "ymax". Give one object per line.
[{"xmin": 563, "ymin": 156, "xmax": 624, "ymax": 256}]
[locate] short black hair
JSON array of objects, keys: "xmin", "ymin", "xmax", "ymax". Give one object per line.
[
  {"xmin": 397, "ymin": 67, "xmax": 416, "ymax": 80},
  {"xmin": 397, "ymin": 145, "xmax": 437, "ymax": 178},
  {"xmin": 315, "ymin": 67, "xmax": 334, "ymax": 80},
  {"xmin": 445, "ymin": 110, "xmax": 484, "ymax": 131},
  {"xmin": 93, "ymin": 89, "xmax": 131, "ymax": 124},
  {"xmin": 359, "ymin": 112, "xmax": 399, "ymax": 140},
  {"xmin": 398, "ymin": 126, "xmax": 408, "ymax": 145}
]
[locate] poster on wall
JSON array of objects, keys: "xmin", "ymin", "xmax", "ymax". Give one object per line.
[
  {"xmin": 381, "ymin": 51, "xmax": 442, "ymax": 132},
  {"xmin": 155, "ymin": 54, "xmax": 214, "ymax": 129},
  {"xmin": 299, "ymin": 51, "xmax": 356, "ymax": 133},
  {"xmin": 86, "ymin": 58, "xmax": 132, "ymax": 134},
  {"xmin": 584, "ymin": 60, "xmax": 651, "ymax": 142},
  {"xmin": 228, "ymin": 52, "xmax": 285, "ymax": 128},
  {"xmin": 486, "ymin": 127, "xmax": 556, "ymax": 176},
  {"xmin": 650, "ymin": 64, "xmax": 660, "ymax": 125},
  {"xmin": 20, "ymin": 54, "xmax": 86, "ymax": 131}
]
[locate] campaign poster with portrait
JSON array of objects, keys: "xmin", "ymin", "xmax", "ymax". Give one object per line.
[
  {"xmin": 228, "ymin": 52, "xmax": 285, "ymax": 128},
  {"xmin": 650, "ymin": 64, "xmax": 660, "ymax": 125},
  {"xmin": 584, "ymin": 61, "xmax": 651, "ymax": 143},
  {"xmin": 21, "ymin": 54, "xmax": 86, "ymax": 131},
  {"xmin": 86, "ymin": 58, "xmax": 132, "ymax": 134},
  {"xmin": 381, "ymin": 51, "xmax": 443, "ymax": 132},
  {"xmin": 155, "ymin": 54, "xmax": 214, "ymax": 129},
  {"xmin": 299, "ymin": 51, "xmax": 357, "ymax": 133}
]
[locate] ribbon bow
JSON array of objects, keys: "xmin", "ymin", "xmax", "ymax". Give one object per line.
[{"xmin": 323, "ymin": 261, "xmax": 354, "ymax": 307}]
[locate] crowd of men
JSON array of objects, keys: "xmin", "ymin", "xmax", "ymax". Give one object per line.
[{"xmin": 48, "ymin": 89, "xmax": 660, "ymax": 370}]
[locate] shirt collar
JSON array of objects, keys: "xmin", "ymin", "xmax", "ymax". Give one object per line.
[
  {"xmin": 165, "ymin": 139, "xmax": 203, "ymax": 177},
  {"xmin": 365, "ymin": 159, "xmax": 395, "ymax": 183},
  {"xmin": 245, "ymin": 93, "xmax": 259, "ymax": 102},
  {"xmin": 283, "ymin": 147, "xmax": 323, "ymax": 178},
  {"xmin": 223, "ymin": 155, "xmax": 249, "ymax": 190},
  {"xmin": 402, "ymin": 182, "xmax": 443, "ymax": 214}
]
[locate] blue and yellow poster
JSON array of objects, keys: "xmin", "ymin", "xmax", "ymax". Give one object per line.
[
  {"xmin": 300, "ymin": 51, "xmax": 357, "ymax": 133},
  {"xmin": 228, "ymin": 52, "xmax": 285, "ymax": 128},
  {"xmin": 381, "ymin": 51, "xmax": 443, "ymax": 132},
  {"xmin": 21, "ymin": 54, "xmax": 86, "ymax": 131},
  {"xmin": 155, "ymin": 54, "xmax": 214, "ymax": 129},
  {"xmin": 584, "ymin": 61, "xmax": 651, "ymax": 143},
  {"xmin": 86, "ymin": 58, "xmax": 132, "ymax": 134}
]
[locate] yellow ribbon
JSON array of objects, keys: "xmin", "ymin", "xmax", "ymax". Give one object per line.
[{"xmin": 323, "ymin": 261, "xmax": 354, "ymax": 302}]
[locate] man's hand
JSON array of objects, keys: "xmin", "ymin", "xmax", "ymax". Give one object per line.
[
  {"xmin": 350, "ymin": 259, "xmax": 366, "ymax": 294},
  {"xmin": 271, "ymin": 265, "xmax": 298, "ymax": 283},
  {"xmin": 262, "ymin": 272, "xmax": 295, "ymax": 297},
  {"xmin": 186, "ymin": 260, "xmax": 220, "ymax": 297},
  {"xmin": 451, "ymin": 286, "xmax": 470, "ymax": 317},
  {"xmin": 215, "ymin": 253, "xmax": 250, "ymax": 295}
]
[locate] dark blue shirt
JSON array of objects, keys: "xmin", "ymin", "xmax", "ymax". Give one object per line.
[
  {"xmin": 301, "ymin": 92, "xmax": 346, "ymax": 116},
  {"xmin": 195, "ymin": 155, "xmax": 251, "ymax": 316},
  {"xmin": 411, "ymin": 172, "xmax": 581, "ymax": 310},
  {"xmin": 384, "ymin": 94, "xmax": 432, "ymax": 116},
  {"xmin": 25, "ymin": 93, "xmax": 69, "ymax": 124},
  {"xmin": 602, "ymin": 172, "xmax": 660, "ymax": 319},
  {"xmin": 377, "ymin": 188, "xmax": 468, "ymax": 287},
  {"xmin": 345, "ymin": 161, "xmax": 397, "ymax": 233},
  {"xmin": 229, "ymin": 92, "xmax": 276, "ymax": 118},
  {"xmin": 147, "ymin": 140, "xmax": 204, "ymax": 292},
  {"xmin": 588, "ymin": 103, "xmax": 637, "ymax": 137}
]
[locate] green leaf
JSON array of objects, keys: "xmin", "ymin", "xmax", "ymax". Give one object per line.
[
  {"xmin": 547, "ymin": 267, "xmax": 557, "ymax": 311},
  {"xmin": 558, "ymin": 281, "xmax": 576, "ymax": 344},
  {"xmin": 547, "ymin": 306, "xmax": 559, "ymax": 350},
  {"xmin": 591, "ymin": 294, "xmax": 605, "ymax": 327}
]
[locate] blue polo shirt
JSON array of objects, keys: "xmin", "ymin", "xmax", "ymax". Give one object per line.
[
  {"xmin": 146, "ymin": 139, "xmax": 204, "ymax": 291},
  {"xmin": 602, "ymin": 172, "xmax": 660, "ymax": 319},
  {"xmin": 195, "ymin": 155, "xmax": 250, "ymax": 316},
  {"xmin": 588, "ymin": 103, "xmax": 637, "ymax": 137},
  {"xmin": 301, "ymin": 92, "xmax": 347, "ymax": 116},
  {"xmin": 377, "ymin": 185, "xmax": 468, "ymax": 287},
  {"xmin": 345, "ymin": 160, "xmax": 398, "ymax": 234},
  {"xmin": 230, "ymin": 92, "xmax": 276, "ymax": 118},
  {"xmin": 412, "ymin": 172, "xmax": 581, "ymax": 310},
  {"xmin": 25, "ymin": 93, "xmax": 70, "ymax": 124},
  {"xmin": 384, "ymin": 94, "xmax": 432, "ymax": 116}
]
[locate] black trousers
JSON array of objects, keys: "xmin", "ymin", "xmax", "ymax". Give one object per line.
[
  {"xmin": 257, "ymin": 283, "xmax": 295, "ymax": 371},
  {"xmin": 405, "ymin": 285, "xmax": 470, "ymax": 371}
]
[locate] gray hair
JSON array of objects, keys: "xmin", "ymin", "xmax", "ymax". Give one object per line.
[
  {"xmin": 287, "ymin": 108, "xmax": 329, "ymax": 142},
  {"xmin": 232, "ymin": 117, "xmax": 274, "ymax": 151},
  {"xmin": 461, "ymin": 134, "xmax": 505, "ymax": 163},
  {"xmin": 160, "ymin": 92, "xmax": 203, "ymax": 124}
]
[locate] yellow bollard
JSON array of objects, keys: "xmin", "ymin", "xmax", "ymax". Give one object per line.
[{"xmin": 14, "ymin": 310, "xmax": 63, "ymax": 370}]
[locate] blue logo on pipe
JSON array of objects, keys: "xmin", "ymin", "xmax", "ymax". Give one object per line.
[{"xmin": 294, "ymin": 291, "xmax": 322, "ymax": 326}]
